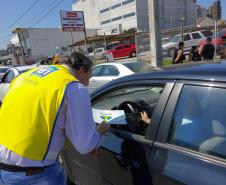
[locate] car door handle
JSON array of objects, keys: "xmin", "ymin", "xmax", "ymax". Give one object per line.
[
  {"xmin": 91, "ymin": 80, "xmax": 96, "ymax": 82},
  {"xmin": 114, "ymin": 154, "xmax": 140, "ymax": 170}
]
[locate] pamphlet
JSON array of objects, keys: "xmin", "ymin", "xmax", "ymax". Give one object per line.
[{"xmin": 92, "ymin": 108, "xmax": 127, "ymax": 125}]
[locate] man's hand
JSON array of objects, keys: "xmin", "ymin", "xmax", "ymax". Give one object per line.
[
  {"xmin": 140, "ymin": 111, "xmax": 151, "ymax": 124},
  {"xmin": 97, "ymin": 122, "xmax": 110, "ymax": 135}
]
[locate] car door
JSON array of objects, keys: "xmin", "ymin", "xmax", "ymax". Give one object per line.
[
  {"xmin": 148, "ymin": 81, "xmax": 226, "ymax": 185},
  {"xmin": 191, "ymin": 32, "xmax": 203, "ymax": 47},
  {"xmin": 63, "ymin": 80, "xmax": 175, "ymax": 185},
  {"xmin": 113, "ymin": 45, "xmax": 124, "ymax": 58},
  {"xmin": 88, "ymin": 65, "xmax": 120, "ymax": 92},
  {"xmin": 183, "ymin": 33, "xmax": 192, "ymax": 52},
  {"xmin": 0, "ymin": 69, "xmax": 16, "ymax": 103}
]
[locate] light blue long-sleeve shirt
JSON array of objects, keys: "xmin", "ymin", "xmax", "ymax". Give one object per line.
[{"xmin": 0, "ymin": 74, "xmax": 100, "ymax": 167}]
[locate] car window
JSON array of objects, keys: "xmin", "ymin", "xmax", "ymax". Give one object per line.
[
  {"xmin": 169, "ymin": 35, "xmax": 181, "ymax": 42},
  {"xmin": 169, "ymin": 85, "xmax": 226, "ymax": 159},
  {"xmin": 192, "ymin": 32, "xmax": 202, "ymax": 39},
  {"xmin": 0, "ymin": 68, "xmax": 9, "ymax": 73},
  {"xmin": 92, "ymin": 85, "xmax": 164, "ymax": 135},
  {"xmin": 124, "ymin": 63, "xmax": 153, "ymax": 73},
  {"xmin": 183, "ymin": 34, "xmax": 191, "ymax": 41},
  {"xmin": 124, "ymin": 45, "xmax": 131, "ymax": 48},
  {"xmin": 92, "ymin": 66, "xmax": 103, "ymax": 77},
  {"xmin": 201, "ymin": 30, "xmax": 213, "ymax": 37},
  {"xmin": 115, "ymin": 46, "xmax": 123, "ymax": 50},
  {"xmin": 4, "ymin": 70, "xmax": 15, "ymax": 83},
  {"xmin": 101, "ymin": 65, "xmax": 119, "ymax": 76}
]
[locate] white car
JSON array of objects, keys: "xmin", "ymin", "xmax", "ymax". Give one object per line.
[
  {"xmin": 88, "ymin": 47, "xmax": 105, "ymax": 59},
  {"xmin": 162, "ymin": 30, "xmax": 213, "ymax": 57},
  {"xmin": 0, "ymin": 66, "xmax": 10, "ymax": 80},
  {"xmin": 88, "ymin": 61, "xmax": 154, "ymax": 92},
  {"xmin": 0, "ymin": 65, "xmax": 45, "ymax": 104}
]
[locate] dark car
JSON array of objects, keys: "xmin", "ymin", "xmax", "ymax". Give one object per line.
[{"xmin": 61, "ymin": 61, "xmax": 226, "ymax": 185}]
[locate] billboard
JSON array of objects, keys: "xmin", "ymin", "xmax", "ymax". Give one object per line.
[{"xmin": 60, "ymin": 11, "xmax": 85, "ymax": 31}]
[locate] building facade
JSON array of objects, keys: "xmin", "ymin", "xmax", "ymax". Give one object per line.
[
  {"xmin": 197, "ymin": 5, "xmax": 208, "ymax": 19},
  {"xmin": 12, "ymin": 28, "xmax": 97, "ymax": 60},
  {"xmin": 208, "ymin": 0, "xmax": 221, "ymax": 21},
  {"xmin": 72, "ymin": 0, "xmax": 197, "ymax": 33},
  {"xmin": 212, "ymin": 0, "xmax": 221, "ymax": 21}
]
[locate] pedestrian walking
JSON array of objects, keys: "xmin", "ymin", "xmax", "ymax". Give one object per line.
[
  {"xmin": 172, "ymin": 42, "xmax": 186, "ymax": 64},
  {"xmin": 188, "ymin": 46, "xmax": 202, "ymax": 62},
  {"xmin": 201, "ymin": 37, "xmax": 215, "ymax": 60},
  {"xmin": 0, "ymin": 52, "xmax": 109, "ymax": 185}
]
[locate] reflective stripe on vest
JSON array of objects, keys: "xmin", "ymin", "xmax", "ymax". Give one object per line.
[{"xmin": 0, "ymin": 65, "xmax": 78, "ymax": 160}]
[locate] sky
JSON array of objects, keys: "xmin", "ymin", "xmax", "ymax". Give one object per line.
[{"xmin": 0, "ymin": 0, "xmax": 225, "ymax": 49}]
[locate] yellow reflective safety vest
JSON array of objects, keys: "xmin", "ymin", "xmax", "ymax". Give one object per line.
[{"xmin": 0, "ymin": 65, "xmax": 78, "ymax": 160}]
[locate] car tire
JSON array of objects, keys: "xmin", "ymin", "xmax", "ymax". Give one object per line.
[
  {"xmin": 131, "ymin": 51, "xmax": 136, "ymax": 57},
  {"xmin": 168, "ymin": 48, "xmax": 176, "ymax": 57}
]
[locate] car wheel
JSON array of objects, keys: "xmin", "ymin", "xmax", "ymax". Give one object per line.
[
  {"xmin": 168, "ymin": 48, "xmax": 176, "ymax": 57},
  {"xmin": 131, "ymin": 51, "xmax": 136, "ymax": 57}
]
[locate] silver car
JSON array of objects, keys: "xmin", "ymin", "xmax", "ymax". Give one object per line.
[{"xmin": 0, "ymin": 65, "xmax": 45, "ymax": 104}]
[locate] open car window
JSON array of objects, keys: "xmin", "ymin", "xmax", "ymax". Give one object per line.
[{"xmin": 92, "ymin": 85, "xmax": 164, "ymax": 135}]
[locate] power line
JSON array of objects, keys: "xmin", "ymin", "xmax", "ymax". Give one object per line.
[
  {"xmin": 20, "ymin": 0, "xmax": 57, "ymax": 27},
  {"xmin": 0, "ymin": 0, "xmax": 41, "ymax": 33},
  {"xmin": 29, "ymin": 0, "xmax": 65, "ymax": 28}
]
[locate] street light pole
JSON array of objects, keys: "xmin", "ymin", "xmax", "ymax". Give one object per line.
[{"xmin": 148, "ymin": 0, "xmax": 163, "ymax": 67}]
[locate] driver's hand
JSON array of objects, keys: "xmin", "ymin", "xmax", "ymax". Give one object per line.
[
  {"xmin": 97, "ymin": 122, "xmax": 110, "ymax": 135},
  {"xmin": 140, "ymin": 111, "xmax": 151, "ymax": 124}
]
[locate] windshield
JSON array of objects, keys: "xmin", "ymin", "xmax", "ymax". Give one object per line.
[
  {"xmin": 0, "ymin": 68, "xmax": 9, "ymax": 73},
  {"xmin": 124, "ymin": 63, "xmax": 153, "ymax": 73},
  {"xmin": 169, "ymin": 35, "xmax": 181, "ymax": 43}
]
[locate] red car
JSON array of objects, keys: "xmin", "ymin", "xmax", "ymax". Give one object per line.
[
  {"xmin": 198, "ymin": 29, "xmax": 226, "ymax": 49},
  {"xmin": 106, "ymin": 44, "xmax": 136, "ymax": 59}
]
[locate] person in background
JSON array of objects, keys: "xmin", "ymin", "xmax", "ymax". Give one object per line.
[
  {"xmin": 172, "ymin": 42, "xmax": 186, "ymax": 64},
  {"xmin": 0, "ymin": 52, "xmax": 109, "ymax": 185},
  {"xmin": 201, "ymin": 37, "xmax": 215, "ymax": 60},
  {"xmin": 188, "ymin": 46, "xmax": 202, "ymax": 62}
]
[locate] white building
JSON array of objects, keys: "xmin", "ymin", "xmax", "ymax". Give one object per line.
[
  {"xmin": 12, "ymin": 28, "xmax": 97, "ymax": 59},
  {"xmin": 72, "ymin": 0, "xmax": 197, "ymax": 34}
]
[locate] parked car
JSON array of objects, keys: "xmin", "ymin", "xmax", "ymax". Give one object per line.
[
  {"xmin": 198, "ymin": 29, "xmax": 226, "ymax": 52},
  {"xmin": 88, "ymin": 61, "xmax": 154, "ymax": 92},
  {"xmin": 163, "ymin": 30, "xmax": 213, "ymax": 57},
  {"xmin": 61, "ymin": 61, "xmax": 226, "ymax": 185},
  {"xmin": 0, "ymin": 66, "xmax": 10, "ymax": 80},
  {"xmin": 106, "ymin": 44, "xmax": 136, "ymax": 59},
  {"xmin": 88, "ymin": 47, "xmax": 105, "ymax": 59},
  {"xmin": 0, "ymin": 65, "xmax": 45, "ymax": 104}
]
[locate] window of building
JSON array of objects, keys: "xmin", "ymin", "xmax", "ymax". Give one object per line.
[
  {"xmin": 112, "ymin": 16, "xmax": 122, "ymax": 22},
  {"xmin": 111, "ymin": 3, "xmax": 121, "ymax": 10},
  {"xmin": 123, "ymin": 12, "xmax": 136, "ymax": 19},
  {"xmin": 192, "ymin": 32, "xmax": 202, "ymax": 39},
  {"xmin": 169, "ymin": 85, "xmax": 226, "ymax": 159},
  {"xmin": 101, "ymin": 19, "xmax": 111, "ymax": 25},
  {"xmin": 92, "ymin": 85, "xmax": 164, "ymax": 136},
  {"xmin": 122, "ymin": 0, "xmax": 135, "ymax": 6},
  {"xmin": 100, "ymin": 8, "xmax": 110, "ymax": 14}
]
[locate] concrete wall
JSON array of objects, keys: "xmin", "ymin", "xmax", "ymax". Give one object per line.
[{"xmin": 18, "ymin": 28, "xmax": 97, "ymax": 59}]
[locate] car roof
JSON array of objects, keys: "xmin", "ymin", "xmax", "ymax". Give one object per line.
[
  {"xmin": 0, "ymin": 66, "xmax": 10, "ymax": 69},
  {"xmin": 124, "ymin": 61, "xmax": 226, "ymax": 82},
  {"xmin": 12, "ymin": 64, "xmax": 46, "ymax": 72},
  {"xmin": 94, "ymin": 61, "xmax": 226, "ymax": 92}
]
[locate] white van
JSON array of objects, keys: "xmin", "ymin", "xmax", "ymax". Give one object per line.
[{"xmin": 162, "ymin": 30, "xmax": 213, "ymax": 57}]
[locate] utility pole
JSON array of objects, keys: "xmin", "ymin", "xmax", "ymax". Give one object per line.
[{"xmin": 148, "ymin": 0, "xmax": 163, "ymax": 67}]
